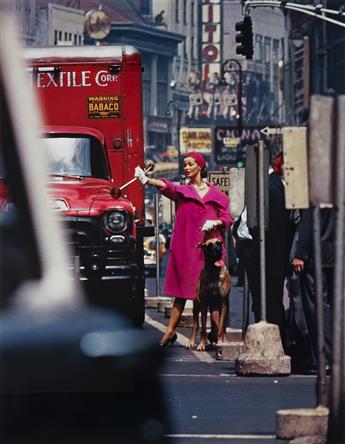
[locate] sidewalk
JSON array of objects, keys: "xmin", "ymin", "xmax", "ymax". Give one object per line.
[{"xmin": 146, "ymin": 265, "xmax": 254, "ymax": 331}]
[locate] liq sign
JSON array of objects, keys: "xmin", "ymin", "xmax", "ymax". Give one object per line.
[{"xmin": 208, "ymin": 171, "xmax": 230, "ymax": 196}]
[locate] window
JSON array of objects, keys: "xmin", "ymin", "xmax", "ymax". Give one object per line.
[
  {"xmin": 272, "ymin": 39, "xmax": 280, "ymax": 63},
  {"xmin": 175, "ymin": 60, "xmax": 181, "ymax": 78},
  {"xmin": 183, "ymin": 64, "xmax": 188, "ymax": 85},
  {"xmin": 255, "ymin": 35, "xmax": 262, "ymax": 62},
  {"xmin": 264, "ymin": 37, "xmax": 271, "ymax": 63},
  {"xmin": 191, "ymin": 1, "xmax": 194, "ymax": 27},
  {"xmin": 54, "ymin": 30, "xmax": 58, "ymax": 46},
  {"xmin": 157, "ymin": 83, "xmax": 167, "ymax": 115},
  {"xmin": 74, "ymin": 34, "xmax": 77, "ymax": 45},
  {"xmin": 157, "ymin": 60, "xmax": 167, "ymax": 82},
  {"xmin": 42, "ymin": 135, "xmax": 108, "ymax": 179},
  {"xmin": 139, "ymin": 0, "xmax": 150, "ymax": 15},
  {"xmin": 59, "ymin": 31, "xmax": 62, "ymax": 40},
  {"xmin": 175, "ymin": 0, "xmax": 179, "ymax": 23},
  {"xmin": 157, "ymin": 57, "xmax": 168, "ymax": 115},
  {"xmin": 180, "ymin": 41, "xmax": 188, "ymax": 59},
  {"xmin": 273, "ymin": 39, "xmax": 280, "ymax": 80},
  {"xmin": 142, "ymin": 56, "xmax": 152, "ymax": 115},
  {"xmin": 191, "ymin": 36, "xmax": 195, "ymax": 60},
  {"xmin": 183, "ymin": 0, "xmax": 187, "ymax": 25},
  {"xmin": 64, "ymin": 32, "xmax": 68, "ymax": 41}
]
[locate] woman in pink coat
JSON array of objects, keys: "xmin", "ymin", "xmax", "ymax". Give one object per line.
[{"xmin": 135, "ymin": 152, "xmax": 233, "ymax": 347}]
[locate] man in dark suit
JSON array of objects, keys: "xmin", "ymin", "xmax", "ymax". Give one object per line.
[
  {"xmin": 264, "ymin": 169, "xmax": 292, "ymax": 344},
  {"xmin": 291, "ymin": 207, "xmax": 335, "ymax": 369},
  {"xmin": 235, "ymin": 156, "xmax": 292, "ymax": 348}
]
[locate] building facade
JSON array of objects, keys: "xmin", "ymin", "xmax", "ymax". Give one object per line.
[
  {"xmin": 283, "ymin": 0, "xmax": 345, "ymax": 125},
  {"xmin": 11, "ymin": 0, "xmax": 184, "ymax": 164},
  {"xmin": 150, "ymin": 0, "xmax": 201, "ymax": 166},
  {"xmin": 35, "ymin": 2, "xmax": 85, "ymax": 46},
  {"xmin": 1, "ymin": 0, "xmax": 37, "ymax": 46}
]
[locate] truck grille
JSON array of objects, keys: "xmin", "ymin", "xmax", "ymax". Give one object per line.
[
  {"xmin": 57, "ymin": 216, "xmax": 137, "ymax": 278},
  {"xmin": 59, "ymin": 216, "xmax": 102, "ymax": 249}
]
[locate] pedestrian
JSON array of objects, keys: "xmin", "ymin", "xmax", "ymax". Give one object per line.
[
  {"xmin": 135, "ymin": 152, "xmax": 233, "ymax": 348},
  {"xmin": 232, "ymin": 206, "xmax": 257, "ymax": 289},
  {"xmin": 233, "ymin": 152, "xmax": 292, "ymax": 347},
  {"xmin": 264, "ymin": 157, "xmax": 292, "ymax": 346},
  {"xmin": 290, "ymin": 207, "xmax": 335, "ymax": 373}
]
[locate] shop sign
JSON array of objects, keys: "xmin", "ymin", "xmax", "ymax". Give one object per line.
[
  {"xmin": 208, "ymin": 171, "xmax": 230, "ymax": 195},
  {"xmin": 179, "ymin": 127, "xmax": 212, "ymax": 154},
  {"xmin": 215, "ymin": 126, "xmax": 265, "ymax": 164},
  {"xmin": 201, "ymin": 0, "xmax": 222, "ymax": 83},
  {"xmin": 147, "ymin": 116, "xmax": 170, "ymax": 133}
]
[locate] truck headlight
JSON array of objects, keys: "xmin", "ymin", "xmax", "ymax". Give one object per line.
[
  {"xmin": 103, "ymin": 210, "xmax": 128, "ymax": 233},
  {"xmin": 49, "ymin": 199, "xmax": 69, "ymax": 211}
]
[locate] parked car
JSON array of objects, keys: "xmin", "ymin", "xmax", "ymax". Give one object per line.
[{"xmin": 0, "ymin": 14, "xmax": 170, "ymax": 444}]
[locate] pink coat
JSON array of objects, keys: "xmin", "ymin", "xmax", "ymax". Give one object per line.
[{"xmin": 159, "ymin": 179, "xmax": 233, "ymax": 300}]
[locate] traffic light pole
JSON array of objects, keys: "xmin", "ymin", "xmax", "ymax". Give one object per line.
[{"xmin": 242, "ymin": 1, "xmax": 345, "ymax": 28}]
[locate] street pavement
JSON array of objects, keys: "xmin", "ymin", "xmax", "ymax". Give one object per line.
[{"xmin": 144, "ymin": 271, "xmax": 319, "ymax": 444}]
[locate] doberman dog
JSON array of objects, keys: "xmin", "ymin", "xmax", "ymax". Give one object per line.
[{"xmin": 186, "ymin": 238, "xmax": 231, "ymax": 351}]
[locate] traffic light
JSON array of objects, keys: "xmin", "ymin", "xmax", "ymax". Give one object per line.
[{"xmin": 235, "ymin": 15, "xmax": 254, "ymax": 59}]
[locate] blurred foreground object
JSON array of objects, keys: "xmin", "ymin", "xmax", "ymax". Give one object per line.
[{"xmin": 0, "ymin": 13, "xmax": 170, "ymax": 444}]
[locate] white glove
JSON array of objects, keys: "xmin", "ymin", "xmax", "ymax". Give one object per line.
[
  {"xmin": 201, "ymin": 220, "xmax": 218, "ymax": 231},
  {"xmin": 134, "ymin": 166, "xmax": 148, "ymax": 185}
]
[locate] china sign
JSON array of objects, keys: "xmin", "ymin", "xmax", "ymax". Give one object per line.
[
  {"xmin": 215, "ymin": 126, "xmax": 266, "ymax": 164},
  {"xmin": 179, "ymin": 127, "xmax": 212, "ymax": 154}
]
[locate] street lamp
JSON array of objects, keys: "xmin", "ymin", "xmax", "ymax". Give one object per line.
[
  {"xmin": 166, "ymin": 98, "xmax": 182, "ymax": 179},
  {"xmin": 221, "ymin": 59, "xmax": 243, "ymax": 135}
]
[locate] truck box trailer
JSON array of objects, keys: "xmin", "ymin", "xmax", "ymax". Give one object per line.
[{"xmin": 24, "ymin": 45, "xmax": 152, "ymax": 326}]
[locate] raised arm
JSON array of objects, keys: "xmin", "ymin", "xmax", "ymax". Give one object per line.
[
  {"xmin": 134, "ymin": 166, "xmax": 165, "ymax": 188},
  {"xmin": 135, "ymin": 166, "xmax": 179, "ymax": 201},
  {"xmin": 146, "ymin": 177, "xmax": 166, "ymax": 188}
]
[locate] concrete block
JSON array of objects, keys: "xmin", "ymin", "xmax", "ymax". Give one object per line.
[
  {"xmin": 289, "ymin": 436, "xmax": 327, "ymax": 444},
  {"xmin": 165, "ymin": 306, "xmax": 193, "ymax": 318},
  {"xmin": 164, "ymin": 299, "xmax": 195, "ymax": 318},
  {"xmin": 236, "ymin": 321, "xmax": 291, "ymax": 375},
  {"xmin": 276, "ymin": 407, "xmax": 329, "ymax": 440},
  {"xmin": 185, "ymin": 300, "xmax": 194, "ymax": 309},
  {"xmin": 224, "ymin": 327, "xmax": 243, "ymax": 342},
  {"xmin": 216, "ymin": 341, "xmax": 244, "ymax": 360},
  {"xmin": 177, "ymin": 313, "xmax": 211, "ymax": 328},
  {"xmin": 145, "ymin": 297, "xmax": 159, "ymax": 308},
  {"xmin": 157, "ymin": 297, "xmax": 172, "ymax": 313}
]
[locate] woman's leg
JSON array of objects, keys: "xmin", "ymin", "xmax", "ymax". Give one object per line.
[{"xmin": 160, "ymin": 297, "xmax": 186, "ymax": 344}]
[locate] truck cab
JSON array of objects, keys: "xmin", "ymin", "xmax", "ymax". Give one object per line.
[{"xmin": 24, "ymin": 46, "xmax": 152, "ymax": 326}]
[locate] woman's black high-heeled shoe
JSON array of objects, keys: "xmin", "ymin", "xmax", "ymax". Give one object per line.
[{"xmin": 160, "ymin": 333, "xmax": 177, "ymax": 349}]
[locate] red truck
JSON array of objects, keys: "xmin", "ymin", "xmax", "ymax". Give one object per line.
[{"xmin": 24, "ymin": 45, "xmax": 152, "ymax": 326}]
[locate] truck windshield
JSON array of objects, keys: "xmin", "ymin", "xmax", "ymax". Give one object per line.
[{"xmin": 42, "ymin": 135, "xmax": 108, "ymax": 179}]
